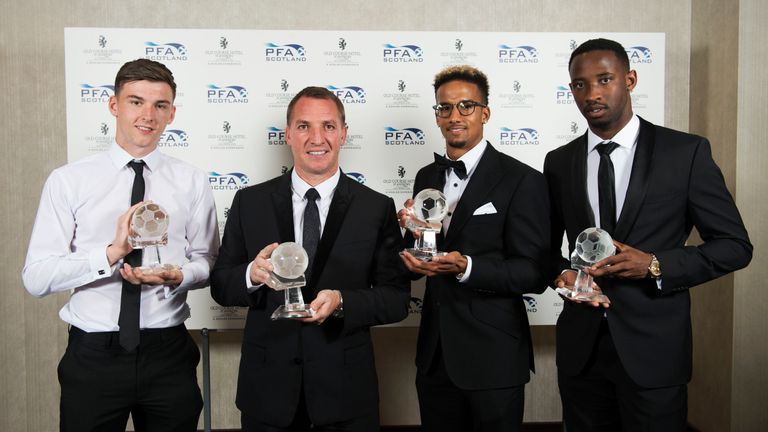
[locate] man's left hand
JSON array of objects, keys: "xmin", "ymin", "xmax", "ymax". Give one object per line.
[
  {"xmin": 400, "ymin": 250, "xmax": 467, "ymax": 277},
  {"xmin": 300, "ymin": 289, "xmax": 342, "ymax": 325},
  {"xmin": 120, "ymin": 263, "xmax": 184, "ymax": 286},
  {"xmin": 587, "ymin": 240, "xmax": 652, "ymax": 280}
]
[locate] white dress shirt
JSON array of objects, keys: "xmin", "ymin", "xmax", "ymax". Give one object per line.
[
  {"xmin": 22, "ymin": 143, "xmax": 220, "ymax": 332},
  {"xmin": 440, "ymin": 139, "xmax": 488, "ymax": 282},
  {"xmin": 245, "ymin": 169, "xmax": 340, "ymax": 290},
  {"xmin": 586, "ymin": 114, "xmax": 640, "ymax": 228}
]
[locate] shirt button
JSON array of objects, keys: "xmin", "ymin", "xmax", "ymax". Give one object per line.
[
  {"xmin": 447, "ymin": 212, "xmax": 452, "ymax": 216},
  {"xmin": 453, "ymin": 183, "xmax": 458, "ymax": 187}
]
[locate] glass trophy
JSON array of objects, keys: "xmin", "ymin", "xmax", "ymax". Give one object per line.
[
  {"xmin": 266, "ymin": 242, "xmax": 314, "ymax": 320},
  {"xmin": 555, "ymin": 227, "xmax": 615, "ymax": 303},
  {"xmin": 403, "ymin": 188, "xmax": 449, "ymax": 262},
  {"xmin": 128, "ymin": 203, "xmax": 180, "ymax": 274}
]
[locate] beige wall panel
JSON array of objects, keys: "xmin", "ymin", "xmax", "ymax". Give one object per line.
[
  {"xmin": 734, "ymin": 0, "xmax": 768, "ymax": 430},
  {"xmin": 1, "ymin": 0, "xmax": 692, "ymax": 430},
  {"xmin": 688, "ymin": 0, "xmax": 739, "ymax": 430}
]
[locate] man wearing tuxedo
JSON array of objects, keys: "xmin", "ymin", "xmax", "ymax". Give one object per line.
[
  {"xmin": 544, "ymin": 38, "xmax": 752, "ymax": 431},
  {"xmin": 210, "ymin": 86, "xmax": 410, "ymax": 431},
  {"xmin": 398, "ymin": 65, "xmax": 550, "ymax": 432}
]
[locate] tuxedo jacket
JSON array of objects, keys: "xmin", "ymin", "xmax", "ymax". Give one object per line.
[
  {"xmin": 210, "ymin": 172, "xmax": 410, "ymax": 427},
  {"xmin": 544, "ymin": 116, "xmax": 752, "ymax": 388},
  {"xmin": 408, "ymin": 143, "xmax": 550, "ymax": 390}
]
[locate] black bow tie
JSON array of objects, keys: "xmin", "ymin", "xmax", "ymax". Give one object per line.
[{"xmin": 434, "ymin": 153, "xmax": 467, "ymax": 180}]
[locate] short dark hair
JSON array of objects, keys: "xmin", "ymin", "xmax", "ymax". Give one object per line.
[
  {"xmin": 114, "ymin": 59, "xmax": 177, "ymax": 99},
  {"xmin": 433, "ymin": 65, "xmax": 490, "ymax": 105},
  {"xmin": 286, "ymin": 86, "xmax": 346, "ymax": 125},
  {"xmin": 568, "ymin": 38, "xmax": 630, "ymax": 72}
]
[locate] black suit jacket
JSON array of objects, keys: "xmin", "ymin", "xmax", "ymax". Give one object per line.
[
  {"xmin": 544, "ymin": 117, "xmax": 752, "ymax": 388},
  {"xmin": 210, "ymin": 172, "xmax": 410, "ymax": 427},
  {"xmin": 408, "ymin": 143, "xmax": 550, "ymax": 390}
]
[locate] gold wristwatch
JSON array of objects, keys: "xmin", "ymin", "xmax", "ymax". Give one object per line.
[{"xmin": 648, "ymin": 253, "xmax": 662, "ymax": 278}]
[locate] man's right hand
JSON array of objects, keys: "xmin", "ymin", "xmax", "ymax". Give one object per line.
[
  {"xmin": 250, "ymin": 242, "xmax": 279, "ymax": 287},
  {"xmin": 106, "ymin": 201, "xmax": 145, "ymax": 266},
  {"xmin": 554, "ymin": 270, "xmax": 610, "ymax": 309}
]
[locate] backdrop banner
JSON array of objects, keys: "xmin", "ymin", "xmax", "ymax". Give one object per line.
[{"xmin": 65, "ymin": 28, "xmax": 665, "ymax": 328}]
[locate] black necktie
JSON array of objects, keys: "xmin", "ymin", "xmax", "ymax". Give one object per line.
[
  {"xmin": 596, "ymin": 142, "xmax": 620, "ymax": 235},
  {"xmin": 118, "ymin": 160, "xmax": 144, "ymax": 351},
  {"xmin": 303, "ymin": 188, "xmax": 321, "ymax": 281},
  {"xmin": 434, "ymin": 153, "xmax": 467, "ymax": 180}
]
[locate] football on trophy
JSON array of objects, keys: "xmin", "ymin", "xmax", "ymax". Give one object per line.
[
  {"xmin": 413, "ymin": 188, "xmax": 448, "ymax": 222},
  {"xmin": 131, "ymin": 203, "xmax": 170, "ymax": 239},
  {"xmin": 574, "ymin": 227, "xmax": 616, "ymax": 263},
  {"xmin": 271, "ymin": 242, "xmax": 309, "ymax": 279}
]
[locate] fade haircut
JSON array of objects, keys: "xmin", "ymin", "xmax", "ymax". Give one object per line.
[
  {"xmin": 286, "ymin": 86, "xmax": 346, "ymax": 126},
  {"xmin": 114, "ymin": 59, "xmax": 177, "ymax": 99},
  {"xmin": 433, "ymin": 65, "xmax": 490, "ymax": 105},
  {"xmin": 568, "ymin": 38, "xmax": 630, "ymax": 72}
]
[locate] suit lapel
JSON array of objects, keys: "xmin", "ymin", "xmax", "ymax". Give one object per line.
[
  {"xmin": 271, "ymin": 173, "xmax": 295, "ymax": 243},
  {"xmin": 444, "ymin": 143, "xmax": 504, "ymax": 249},
  {"xmin": 309, "ymin": 173, "xmax": 353, "ymax": 289},
  {"xmin": 614, "ymin": 117, "xmax": 655, "ymax": 242},
  {"xmin": 570, "ymin": 134, "xmax": 595, "ymax": 230}
]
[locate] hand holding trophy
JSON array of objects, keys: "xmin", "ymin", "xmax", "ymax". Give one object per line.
[
  {"xmin": 128, "ymin": 202, "xmax": 180, "ymax": 274},
  {"xmin": 266, "ymin": 242, "xmax": 314, "ymax": 320},
  {"xmin": 555, "ymin": 227, "xmax": 615, "ymax": 303},
  {"xmin": 403, "ymin": 188, "xmax": 449, "ymax": 262}
]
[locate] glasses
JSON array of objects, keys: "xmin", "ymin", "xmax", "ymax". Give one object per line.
[{"xmin": 432, "ymin": 100, "xmax": 487, "ymax": 118}]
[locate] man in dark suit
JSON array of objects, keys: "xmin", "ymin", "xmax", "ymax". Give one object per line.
[
  {"xmin": 398, "ymin": 65, "xmax": 550, "ymax": 432},
  {"xmin": 211, "ymin": 86, "xmax": 410, "ymax": 431},
  {"xmin": 544, "ymin": 38, "xmax": 752, "ymax": 431}
]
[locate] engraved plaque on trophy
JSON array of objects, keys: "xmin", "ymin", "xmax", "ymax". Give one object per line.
[
  {"xmin": 404, "ymin": 188, "xmax": 449, "ymax": 262},
  {"xmin": 555, "ymin": 227, "xmax": 615, "ymax": 303},
  {"xmin": 266, "ymin": 242, "xmax": 314, "ymax": 320},
  {"xmin": 128, "ymin": 203, "xmax": 180, "ymax": 274}
]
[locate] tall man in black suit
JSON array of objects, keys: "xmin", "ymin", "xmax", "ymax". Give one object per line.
[
  {"xmin": 211, "ymin": 87, "xmax": 410, "ymax": 431},
  {"xmin": 398, "ymin": 65, "xmax": 550, "ymax": 432},
  {"xmin": 544, "ymin": 39, "xmax": 753, "ymax": 431}
]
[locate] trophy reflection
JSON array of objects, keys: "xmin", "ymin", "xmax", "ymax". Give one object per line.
[
  {"xmin": 128, "ymin": 203, "xmax": 180, "ymax": 274},
  {"xmin": 555, "ymin": 227, "xmax": 614, "ymax": 303},
  {"xmin": 266, "ymin": 242, "xmax": 314, "ymax": 320},
  {"xmin": 403, "ymin": 188, "xmax": 449, "ymax": 262}
]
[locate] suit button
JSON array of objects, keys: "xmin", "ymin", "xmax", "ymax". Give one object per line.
[{"xmin": 293, "ymin": 357, "xmax": 303, "ymax": 365}]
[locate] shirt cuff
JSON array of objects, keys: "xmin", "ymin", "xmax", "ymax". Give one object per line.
[
  {"xmin": 92, "ymin": 244, "xmax": 116, "ymax": 280},
  {"xmin": 245, "ymin": 261, "xmax": 264, "ymax": 293},
  {"xmin": 457, "ymin": 256, "xmax": 472, "ymax": 283},
  {"xmin": 656, "ymin": 277, "xmax": 663, "ymax": 290}
]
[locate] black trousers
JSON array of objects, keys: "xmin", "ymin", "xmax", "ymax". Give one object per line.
[
  {"xmin": 416, "ymin": 347, "xmax": 525, "ymax": 432},
  {"xmin": 58, "ymin": 325, "xmax": 203, "ymax": 432},
  {"xmin": 559, "ymin": 320, "xmax": 687, "ymax": 432},
  {"xmin": 241, "ymin": 385, "xmax": 379, "ymax": 432}
]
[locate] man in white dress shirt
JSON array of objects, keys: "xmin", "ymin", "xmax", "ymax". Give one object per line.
[{"xmin": 23, "ymin": 59, "xmax": 219, "ymax": 431}]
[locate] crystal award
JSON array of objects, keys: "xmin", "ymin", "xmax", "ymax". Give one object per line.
[
  {"xmin": 266, "ymin": 242, "xmax": 314, "ymax": 320},
  {"xmin": 404, "ymin": 188, "xmax": 449, "ymax": 262},
  {"xmin": 128, "ymin": 203, "xmax": 180, "ymax": 274},
  {"xmin": 555, "ymin": 227, "xmax": 615, "ymax": 303}
]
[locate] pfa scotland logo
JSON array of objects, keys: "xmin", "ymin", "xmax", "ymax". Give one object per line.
[
  {"xmin": 207, "ymin": 84, "xmax": 248, "ymax": 103},
  {"xmin": 346, "ymin": 172, "xmax": 366, "ymax": 184},
  {"xmin": 498, "ymin": 45, "xmax": 539, "ymax": 63},
  {"xmin": 209, "ymin": 172, "xmax": 249, "ymax": 190},
  {"xmin": 80, "ymin": 84, "xmax": 114, "ymax": 103},
  {"xmin": 265, "ymin": 42, "xmax": 307, "ymax": 62},
  {"xmin": 500, "ymin": 127, "xmax": 540, "ymax": 146},
  {"xmin": 327, "ymin": 85, "xmax": 366, "ymax": 104},
  {"xmin": 383, "ymin": 43, "xmax": 424, "ymax": 62},
  {"xmin": 267, "ymin": 127, "xmax": 286, "ymax": 145},
  {"xmin": 626, "ymin": 46, "xmax": 653, "ymax": 63},
  {"xmin": 385, "ymin": 127, "xmax": 425, "ymax": 146},
  {"xmin": 145, "ymin": 41, "xmax": 188, "ymax": 61},
  {"xmin": 159, "ymin": 129, "xmax": 189, "ymax": 148}
]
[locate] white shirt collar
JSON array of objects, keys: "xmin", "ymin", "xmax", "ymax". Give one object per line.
[
  {"xmin": 108, "ymin": 142, "xmax": 162, "ymax": 172},
  {"xmin": 291, "ymin": 168, "xmax": 341, "ymax": 201},
  {"xmin": 446, "ymin": 139, "xmax": 488, "ymax": 177},
  {"xmin": 587, "ymin": 115, "xmax": 640, "ymax": 153}
]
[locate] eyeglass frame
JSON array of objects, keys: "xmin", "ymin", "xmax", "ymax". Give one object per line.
[{"xmin": 432, "ymin": 100, "xmax": 487, "ymax": 118}]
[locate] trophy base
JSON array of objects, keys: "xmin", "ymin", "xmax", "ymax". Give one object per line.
[
  {"xmin": 404, "ymin": 248, "xmax": 448, "ymax": 262},
  {"xmin": 271, "ymin": 304, "xmax": 314, "ymax": 320},
  {"xmin": 555, "ymin": 286, "xmax": 610, "ymax": 303},
  {"xmin": 136, "ymin": 264, "xmax": 181, "ymax": 275}
]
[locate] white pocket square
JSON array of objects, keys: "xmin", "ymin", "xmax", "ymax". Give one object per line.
[{"xmin": 473, "ymin": 202, "xmax": 497, "ymax": 215}]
